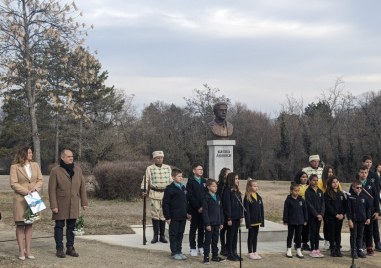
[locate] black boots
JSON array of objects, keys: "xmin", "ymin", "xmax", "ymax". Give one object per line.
[
  {"xmin": 159, "ymin": 220, "xmax": 168, "ymax": 243},
  {"xmin": 151, "ymin": 219, "xmax": 168, "ymax": 243},
  {"xmin": 151, "ymin": 219, "xmax": 159, "ymax": 243}
]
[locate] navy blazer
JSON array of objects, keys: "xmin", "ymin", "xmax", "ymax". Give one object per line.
[
  {"xmin": 202, "ymin": 193, "xmax": 224, "ymax": 226},
  {"xmin": 283, "ymin": 195, "xmax": 308, "ymax": 225},
  {"xmin": 163, "ymin": 182, "xmax": 188, "ymax": 221},
  {"xmin": 222, "ymin": 188, "xmax": 244, "ymax": 221}
]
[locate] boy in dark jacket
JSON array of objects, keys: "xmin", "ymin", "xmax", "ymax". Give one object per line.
[
  {"xmin": 186, "ymin": 163, "xmax": 208, "ymax": 256},
  {"xmin": 163, "ymin": 168, "xmax": 191, "ymax": 260},
  {"xmin": 347, "ymin": 179, "xmax": 371, "ymax": 258},
  {"xmin": 362, "ymin": 155, "xmax": 381, "ymax": 251},
  {"xmin": 202, "ymin": 179, "xmax": 225, "ymax": 264},
  {"xmin": 351, "ymin": 165, "xmax": 380, "ymax": 256},
  {"xmin": 283, "ymin": 182, "xmax": 308, "ymax": 259}
]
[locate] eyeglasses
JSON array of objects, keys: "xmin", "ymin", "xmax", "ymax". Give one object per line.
[{"xmin": 355, "ymin": 186, "xmax": 362, "ymax": 189}]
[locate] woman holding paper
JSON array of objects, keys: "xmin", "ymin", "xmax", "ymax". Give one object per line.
[{"xmin": 10, "ymin": 147, "xmax": 43, "ymax": 260}]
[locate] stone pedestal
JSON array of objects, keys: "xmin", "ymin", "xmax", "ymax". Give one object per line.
[{"xmin": 207, "ymin": 140, "xmax": 236, "ymax": 180}]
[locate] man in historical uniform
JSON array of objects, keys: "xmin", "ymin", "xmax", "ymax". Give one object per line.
[
  {"xmin": 141, "ymin": 150, "xmax": 172, "ymax": 243},
  {"xmin": 208, "ymin": 102, "xmax": 233, "ymax": 140},
  {"xmin": 302, "ymin": 154, "xmax": 323, "ymax": 179}
]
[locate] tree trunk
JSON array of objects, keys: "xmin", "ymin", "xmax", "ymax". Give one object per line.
[
  {"xmin": 78, "ymin": 118, "xmax": 83, "ymax": 161},
  {"xmin": 55, "ymin": 110, "xmax": 60, "ymax": 164},
  {"xmin": 22, "ymin": 0, "xmax": 41, "ymax": 167}
]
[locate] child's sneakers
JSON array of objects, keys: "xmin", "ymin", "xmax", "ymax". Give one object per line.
[
  {"xmin": 203, "ymin": 256, "xmax": 210, "ymax": 265},
  {"xmin": 324, "ymin": 241, "xmax": 330, "ymax": 250},
  {"xmin": 198, "ymin": 248, "xmax": 204, "ymax": 255},
  {"xmin": 249, "ymin": 252, "xmax": 261, "ymax": 260},
  {"xmin": 172, "ymin": 254, "xmax": 183, "ymax": 260},
  {"xmin": 316, "ymin": 249, "xmax": 324, "ymax": 258},
  {"xmin": 309, "ymin": 250, "xmax": 319, "ymax": 258},
  {"xmin": 296, "ymin": 248, "xmax": 304, "ymax": 259},
  {"xmin": 367, "ymin": 247, "xmax": 375, "ymax": 256},
  {"xmin": 286, "ymin": 248, "xmax": 293, "ymax": 258},
  {"xmin": 190, "ymin": 249, "xmax": 198, "ymax": 256},
  {"xmin": 179, "ymin": 253, "xmax": 187, "ymax": 260},
  {"xmin": 211, "ymin": 256, "xmax": 225, "ymax": 262}
]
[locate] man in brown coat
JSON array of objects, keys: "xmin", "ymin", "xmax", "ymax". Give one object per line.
[{"xmin": 48, "ymin": 149, "xmax": 88, "ymax": 258}]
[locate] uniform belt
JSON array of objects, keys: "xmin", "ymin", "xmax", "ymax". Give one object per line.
[{"xmin": 151, "ymin": 187, "xmax": 165, "ymax": 192}]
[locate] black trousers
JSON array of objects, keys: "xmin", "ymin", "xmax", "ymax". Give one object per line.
[
  {"xmin": 364, "ymin": 218, "xmax": 374, "ymax": 248},
  {"xmin": 54, "ymin": 219, "xmax": 76, "ymax": 250},
  {"xmin": 301, "ymin": 223, "xmax": 309, "ymax": 244},
  {"xmin": 189, "ymin": 212, "xmax": 204, "ymax": 249},
  {"xmin": 169, "ymin": 220, "xmax": 186, "ymax": 255},
  {"xmin": 287, "ymin": 224, "xmax": 303, "ymax": 248},
  {"xmin": 309, "ymin": 217, "xmax": 321, "ymax": 250},
  {"xmin": 226, "ymin": 219, "xmax": 240, "ymax": 256},
  {"xmin": 325, "ymin": 219, "xmax": 343, "ymax": 249},
  {"xmin": 373, "ymin": 216, "xmax": 380, "ymax": 243},
  {"xmin": 204, "ymin": 225, "xmax": 220, "ymax": 257},
  {"xmin": 350, "ymin": 222, "xmax": 365, "ymax": 253},
  {"xmin": 247, "ymin": 226, "xmax": 259, "ymax": 253}
]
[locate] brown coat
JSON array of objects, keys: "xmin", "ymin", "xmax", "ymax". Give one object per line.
[
  {"xmin": 10, "ymin": 162, "xmax": 44, "ymax": 222},
  {"xmin": 48, "ymin": 165, "xmax": 88, "ymax": 220}
]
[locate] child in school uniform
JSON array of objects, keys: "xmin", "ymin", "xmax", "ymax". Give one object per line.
[
  {"xmin": 305, "ymin": 174, "xmax": 325, "ymax": 258},
  {"xmin": 202, "ymin": 179, "xmax": 225, "ymax": 264},
  {"xmin": 163, "ymin": 168, "xmax": 191, "ymax": 260},
  {"xmin": 283, "ymin": 182, "xmax": 308, "ymax": 258},
  {"xmin": 186, "ymin": 163, "xmax": 208, "ymax": 256},
  {"xmin": 222, "ymin": 172, "xmax": 244, "ymax": 261},
  {"xmin": 324, "ymin": 175, "xmax": 346, "ymax": 257},
  {"xmin": 294, "ymin": 171, "xmax": 311, "ymax": 251},
  {"xmin": 244, "ymin": 179, "xmax": 264, "ymax": 260},
  {"xmin": 347, "ymin": 179, "xmax": 371, "ymax": 258},
  {"xmin": 351, "ymin": 165, "xmax": 379, "ymax": 256}
]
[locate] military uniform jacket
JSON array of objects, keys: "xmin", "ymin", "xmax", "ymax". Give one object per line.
[{"xmin": 141, "ymin": 164, "xmax": 172, "ymax": 200}]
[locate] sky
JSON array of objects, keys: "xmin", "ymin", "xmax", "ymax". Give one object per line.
[{"xmin": 76, "ymin": 0, "xmax": 381, "ymax": 116}]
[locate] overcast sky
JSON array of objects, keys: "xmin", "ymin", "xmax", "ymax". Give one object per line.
[{"xmin": 77, "ymin": 0, "xmax": 381, "ymax": 116}]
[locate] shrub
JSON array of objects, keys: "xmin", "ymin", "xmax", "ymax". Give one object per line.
[{"xmin": 92, "ymin": 160, "xmax": 150, "ymax": 201}]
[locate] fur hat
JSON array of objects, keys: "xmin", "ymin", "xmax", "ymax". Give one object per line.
[
  {"xmin": 152, "ymin": 151, "xmax": 164, "ymax": 159},
  {"xmin": 309, "ymin": 155, "xmax": 320, "ymax": 162}
]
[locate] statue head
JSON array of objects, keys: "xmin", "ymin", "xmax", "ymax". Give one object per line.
[{"xmin": 213, "ymin": 102, "xmax": 228, "ymax": 122}]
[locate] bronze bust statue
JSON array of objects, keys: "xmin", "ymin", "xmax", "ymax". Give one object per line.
[{"xmin": 208, "ymin": 102, "xmax": 233, "ymax": 139}]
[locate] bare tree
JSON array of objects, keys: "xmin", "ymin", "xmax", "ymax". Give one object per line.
[{"xmin": 0, "ymin": 0, "xmax": 86, "ymax": 165}]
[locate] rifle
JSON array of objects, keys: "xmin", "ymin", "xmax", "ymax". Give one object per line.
[{"xmin": 142, "ymin": 175, "xmax": 147, "ymax": 245}]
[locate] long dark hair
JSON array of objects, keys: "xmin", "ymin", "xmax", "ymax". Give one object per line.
[
  {"xmin": 326, "ymin": 175, "xmax": 340, "ymax": 200},
  {"xmin": 294, "ymin": 171, "xmax": 308, "ymax": 185},
  {"xmin": 322, "ymin": 165, "xmax": 334, "ymax": 189},
  {"xmin": 226, "ymin": 172, "xmax": 241, "ymax": 195}
]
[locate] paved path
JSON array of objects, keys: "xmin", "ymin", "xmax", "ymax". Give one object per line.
[{"xmin": 79, "ymin": 223, "xmax": 352, "ymax": 255}]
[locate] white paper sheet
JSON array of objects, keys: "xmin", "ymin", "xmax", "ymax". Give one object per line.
[{"xmin": 24, "ymin": 192, "xmax": 46, "ymax": 214}]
